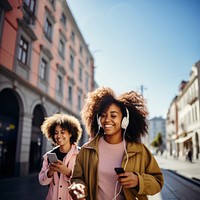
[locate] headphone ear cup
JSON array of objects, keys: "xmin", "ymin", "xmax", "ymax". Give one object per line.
[
  {"xmin": 121, "ymin": 117, "xmax": 128, "ymax": 129},
  {"xmin": 121, "ymin": 107, "xmax": 129, "ymax": 129},
  {"xmin": 97, "ymin": 116, "xmax": 102, "ymax": 127}
]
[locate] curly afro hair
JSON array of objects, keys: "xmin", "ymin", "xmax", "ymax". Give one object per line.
[
  {"xmin": 81, "ymin": 87, "xmax": 149, "ymax": 142},
  {"xmin": 41, "ymin": 113, "xmax": 82, "ymax": 145}
]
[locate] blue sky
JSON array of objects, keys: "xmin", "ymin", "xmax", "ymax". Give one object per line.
[{"xmin": 67, "ymin": 0, "xmax": 200, "ymax": 119}]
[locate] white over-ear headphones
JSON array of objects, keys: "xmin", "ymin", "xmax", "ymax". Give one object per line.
[
  {"xmin": 97, "ymin": 114, "xmax": 102, "ymax": 127},
  {"xmin": 97, "ymin": 107, "xmax": 129, "ymax": 129},
  {"xmin": 121, "ymin": 107, "xmax": 129, "ymax": 129}
]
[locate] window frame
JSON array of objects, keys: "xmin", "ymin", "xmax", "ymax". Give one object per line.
[
  {"xmin": 44, "ymin": 17, "xmax": 52, "ymax": 42},
  {"xmin": 39, "ymin": 58, "xmax": 47, "ymax": 81},
  {"xmin": 18, "ymin": 36, "xmax": 29, "ymax": 65},
  {"xmin": 60, "ymin": 12, "xmax": 67, "ymax": 27},
  {"xmin": 44, "ymin": 6, "xmax": 56, "ymax": 43},
  {"xmin": 24, "ymin": 0, "xmax": 36, "ymax": 13},
  {"xmin": 68, "ymin": 85, "xmax": 73, "ymax": 104}
]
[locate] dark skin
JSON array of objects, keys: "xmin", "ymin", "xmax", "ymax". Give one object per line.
[
  {"xmin": 117, "ymin": 172, "xmax": 139, "ymax": 188},
  {"xmin": 47, "ymin": 160, "xmax": 71, "ymax": 178},
  {"xmin": 47, "ymin": 125, "xmax": 72, "ymax": 178},
  {"xmin": 68, "ymin": 183, "xmax": 86, "ymax": 200}
]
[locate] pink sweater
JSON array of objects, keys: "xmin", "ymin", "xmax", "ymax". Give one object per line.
[{"xmin": 98, "ymin": 137, "xmax": 125, "ymax": 200}]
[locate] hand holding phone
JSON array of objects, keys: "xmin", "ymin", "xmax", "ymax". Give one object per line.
[
  {"xmin": 47, "ymin": 153, "xmax": 58, "ymax": 163},
  {"xmin": 114, "ymin": 167, "xmax": 126, "ymax": 179}
]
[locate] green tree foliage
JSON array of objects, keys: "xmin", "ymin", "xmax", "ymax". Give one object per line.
[{"xmin": 151, "ymin": 132, "xmax": 163, "ymax": 147}]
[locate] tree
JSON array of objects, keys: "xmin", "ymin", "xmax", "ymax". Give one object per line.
[{"xmin": 151, "ymin": 132, "xmax": 163, "ymax": 152}]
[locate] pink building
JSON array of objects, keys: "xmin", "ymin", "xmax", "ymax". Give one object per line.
[{"xmin": 0, "ymin": 0, "xmax": 95, "ymax": 177}]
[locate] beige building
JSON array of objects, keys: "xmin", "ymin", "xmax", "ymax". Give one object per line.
[
  {"xmin": 0, "ymin": 0, "xmax": 95, "ymax": 177},
  {"xmin": 166, "ymin": 61, "xmax": 200, "ymax": 161},
  {"xmin": 166, "ymin": 96, "xmax": 178, "ymax": 157}
]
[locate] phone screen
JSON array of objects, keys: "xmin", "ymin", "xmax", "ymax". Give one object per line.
[
  {"xmin": 114, "ymin": 167, "xmax": 125, "ymax": 174},
  {"xmin": 47, "ymin": 153, "xmax": 58, "ymax": 163}
]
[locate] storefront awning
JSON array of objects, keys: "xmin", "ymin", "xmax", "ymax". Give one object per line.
[{"xmin": 175, "ymin": 134, "xmax": 192, "ymax": 143}]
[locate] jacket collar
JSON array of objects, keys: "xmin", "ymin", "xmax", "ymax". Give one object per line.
[
  {"xmin": 83, "ymin": 135, "xmax": 100, "ymax": 151},
  {"xmin": 126, "ymin": 142, "xmax": 143, "ymax": 157}
]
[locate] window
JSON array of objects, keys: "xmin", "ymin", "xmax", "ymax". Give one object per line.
[
  {"xmin": 78, "ymin": 93, "xmax": 81, "ymax": 111},
  {"xmin": 56, "ymin": 74, "xmax": 62, "ymax": 93},
  {"xmin": 58, "ymin": 30, "xmax": 67, "ymax": 59},
  {"xmin": 56, "ymin": 64, "xmax": 66, "ymax": 98},
  {"xmin": 24, "ymin": 0, "xmax": 36, "ymax": 13},
  {"xmin": 68, "ymin": 85, "xmax": 72, "ymax": 103},
  {"xmin": 79, "ymin": 45, "xmax": 83, "ymax": 55},
  {"xmin": 71, "ymin": 31, "xmax": 75, "ymax": 42},
  {"xmin": 70, "ymin": 54, "xmax": 74, "ymax": 70},
  {"xmin": 61, "ymin": 12, "xmax": 66, "ymax": 26},
  {"xmin": 38, "ymin": 44, "xmax": 53, "ymax": 90},
  {"xmin": 39, "ymin": 58, "xmax": 47, "ymax": 80},
  {"xmin": 79, "ymin": 65, "xmax": 82, "ymax": 82},
  {"xmin": 86, "ymin": 56, "xmax": 90, "ymax": 67},
  {"xmin": 18, "ymin": 37, "xmax": 29, "ymax": 64},
  {"xmin": 44, "ymin": 18, "xmax": 52, "ymax": 41},
  {"xmin": 85, "ymin": 73, "xmax": 89, "ymax": 92},
  {"xmin": 58, "ymin": 39, "xmax": 65, "ymax": 58}
]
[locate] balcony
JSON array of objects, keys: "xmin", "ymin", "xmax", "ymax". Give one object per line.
[{"xmin": 187, "ymin": 92, "xmax": 198, "ymax": 105}]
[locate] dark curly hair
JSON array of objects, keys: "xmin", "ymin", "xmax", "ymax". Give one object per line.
[
  {"xmin": 81, "ymin": 87, "xmax": 149, "ymax": 142},
  {"xmin": 41, "ymin": 113, "xmax": 82, "ymax": 145}
]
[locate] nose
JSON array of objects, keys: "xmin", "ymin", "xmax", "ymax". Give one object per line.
[{"xmin": 105, "ymin": 115, "xmax": 111, "ymax": 122}]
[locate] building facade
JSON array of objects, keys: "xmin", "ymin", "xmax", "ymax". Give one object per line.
[
  {"xmin": 166, "ymin": 96, "xmax": 178, "ymax": 157},
  {"xmin": 0, "ymin": 0, "xmax": 95, "ymax": 177},
  {"xmin": 147, "ymin": 116, "xmax": 166, "ymax": 153},
  {"xmin": 166, "ymin": 61, "xmax": 200, "ymax": 161}
]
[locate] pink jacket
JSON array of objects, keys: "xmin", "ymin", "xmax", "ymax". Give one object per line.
[{"xmin": 38, "ymin": 144, "xmax": 79, "ymax": 200}]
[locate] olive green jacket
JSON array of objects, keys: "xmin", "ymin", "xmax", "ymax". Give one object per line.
[{"xmin": 71, "ymin": 136, "xmax": 164, "ymax": 200}]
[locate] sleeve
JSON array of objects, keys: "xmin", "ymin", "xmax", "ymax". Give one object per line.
[
  {"xmin": 136, "ymin": 149, "xmax": 164, "ymax": 195},
  {"xmin": 70, "ymin": 148, "xmax": 87, "ymax": 192},
  {"xmin": 63, "ymin": 146, "xmax": 79, "ymax": 182},
  {"xmin": 38, "ymin": 154, "xmax": 53, "ymax": 186}
]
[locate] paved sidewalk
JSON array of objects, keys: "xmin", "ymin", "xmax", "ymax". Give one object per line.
[
  {"xmin": 155, "ymin": 155, "xmax": 200, "ymax": 180},
  {"xmin": 149, "ymin": 155, "xmax": 200, "ymax": 200},
  {"xmin": 0, "ymin": 173, "xmax": 48, "ymax": 200}
]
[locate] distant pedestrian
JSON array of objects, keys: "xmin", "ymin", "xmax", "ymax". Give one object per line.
[
  {"xmin": 38, "ymin": 113, "xmax": 82, "ymax": 200},
  {"xmin": 187, "ymin": 149, "xmax": 192, "ymax": 163}
]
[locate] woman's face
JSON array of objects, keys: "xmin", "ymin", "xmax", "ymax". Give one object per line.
[
  {"xmin": 54, "ymin": 125, "xmax": 71, "ymax": 147},
  {"xmin": 100, "ymin": 103, "xmax": 123, "ymax": 143}
]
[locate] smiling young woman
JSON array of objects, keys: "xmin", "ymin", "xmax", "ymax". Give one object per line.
[
  {"xmin": 38, "ymin": 113, "xmax": 82, "ymax": 200},
  {"xmin": 68, "ymin": 87, "xmax": 164, "ymax": 200}
]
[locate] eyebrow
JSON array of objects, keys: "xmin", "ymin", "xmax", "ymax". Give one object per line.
[
  {"xmin": 111, "ymin": 111, "xmax": 119, "ymax": 114},
  {"xmin": 54, "ymin": 129, "xmax": 65, "ymax": 132},
  {"xmin": 102, "ymin": 111, "xmax": 119, "ymax": 114}
]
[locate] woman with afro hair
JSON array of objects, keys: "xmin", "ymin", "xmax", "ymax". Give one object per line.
[
  {"xmin": 38, "ymin": 113, "xmax": 82, "ymax": 200},
  {"xmin": 69, "ymin": 87, "xmax": 164, "ymax": 200}
]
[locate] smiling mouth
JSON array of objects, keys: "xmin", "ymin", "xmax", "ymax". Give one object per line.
[{"xmin": 104, "ymin": 124, "xmax": 113, "ymax": 128}]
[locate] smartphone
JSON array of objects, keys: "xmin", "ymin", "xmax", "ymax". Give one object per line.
[
  {"xmin": 114, "ymin": 167, "xmax": 125, "ymax": 175},
  {"xmin": 47, "ymin": 153, "xmax": 58, "ymax": 163}
]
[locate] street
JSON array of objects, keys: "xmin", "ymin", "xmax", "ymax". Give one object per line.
[
  {"xmin": 0, "ymin": 155, "xmax": 199, "ymax": 200},
  {"xmin": 149, "ymin": 155, "xmax": 200, "ymax": 200}
]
